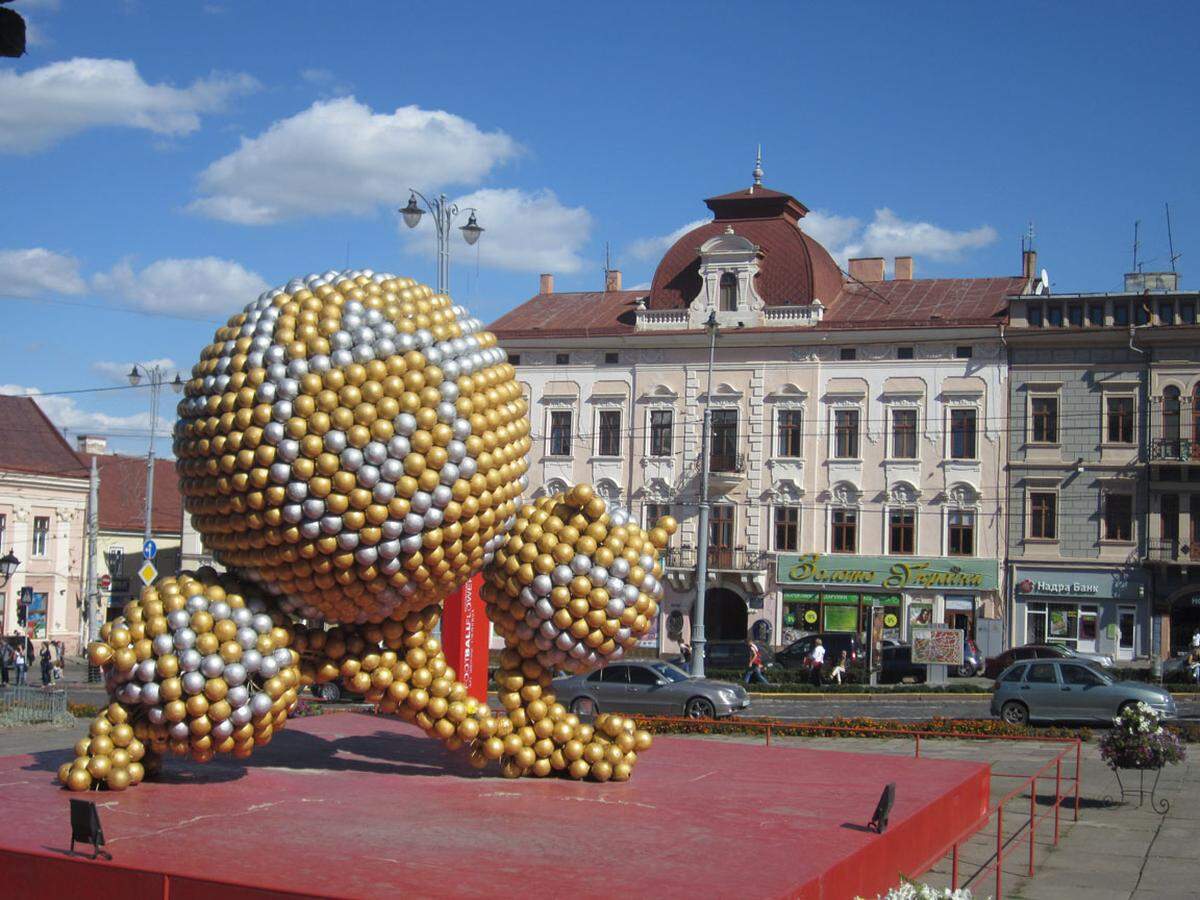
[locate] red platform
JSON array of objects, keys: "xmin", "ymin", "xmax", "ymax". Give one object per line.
[{"xmin": 0, "ymin": 713, "xmax": 988, "ymax": 899}]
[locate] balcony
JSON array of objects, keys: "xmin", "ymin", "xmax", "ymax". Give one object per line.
[
  {"xmin": 1149, "ymin": 439, "xmax": 1200, "ymax": 463},
  {"xmin": 707, "ymin": 452, "xmax": 747, "ymax": 491},
  {"xmin": 1147, "ymin": 538, "xmax": 1200, "ymax": 564},
  {"xmin": 661, "ymin": 545, "xmax": 768, "ymax": 572}
]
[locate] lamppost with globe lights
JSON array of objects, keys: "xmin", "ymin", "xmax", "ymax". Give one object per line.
[
  {"xmin": 399, "ymin": 190, "xmax": 484, "ymax": 295},
  {"xmin": 1, "ymin": 549, "xmax": 20, "ymax": 654},
  {"xmin": 127, "ymin": 364, "xmax": 184, "ymax": 544}
]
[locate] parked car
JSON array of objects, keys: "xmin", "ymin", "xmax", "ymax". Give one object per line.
[
  {"xmin": 878, "ymin": 643, "xmax": 927, "ymax": 684},
  {"xmin": 669, "ymin": 640, "xmax": 774, "ymax": 671},
  {"xmin": 309, "ymin": 680, "xmax": 345, "ymax": 702},
  {"xmin": 552, "ymin": 660, "xmax": 750, "ymax": 719},
  {"xmin": 775, "ymin": 633, "xmax": 865, "ymax": 671},
  {"xmin": 990, "ymin": 659, "xmax": 1176, "ymax": 725},
  {"xmin": 984, "ymin": 643, "xmax": 1113, "ymax": 679},
  {"xmin": 954, "ymin": 637, "xmax": 985, "ymax": 678}
]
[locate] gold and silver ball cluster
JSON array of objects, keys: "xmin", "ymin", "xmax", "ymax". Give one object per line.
[{"xmin": 173, "ymin": 270, "xmax": 531, "ymax": 625}]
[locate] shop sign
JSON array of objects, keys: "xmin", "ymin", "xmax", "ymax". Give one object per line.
[
  {"xmin": 777, "ymin": 553, "xmax": 998, "ymax": 591},
  {"xmin": 1013, "ymin": 567, "xmax": 1146, "ymax": 601},
  {"xmin": 782, "ymin": 592, "xmax": 901, "ymax": 606}
]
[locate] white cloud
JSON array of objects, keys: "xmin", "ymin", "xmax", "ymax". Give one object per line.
[
  {"xmin": 0, "ymin": 384, "xmax": 153, "ymax": 433},
  {"xmin": 799, "ymin": 211, "xmax": 861, "ymax": 258},
  {"xmin": 300, "ymin": 67, "xmax": 353, "ymax": 97},
  {"xmin": 838, "ymin": 208, "xmax": 997, "ymax": 264},
  {"xmin": 0, "ymin": 247, "xmax": 85, "ymax": 297},
  {"xmin": 91, "ymin": 357, "xmax": 179, "ymax": 384},
  {"xmin": 626, "ymin": 219, "xmax": 708, "ymax": 262},
  {"xmin": 0, "ymin": 58, "xmax": 258, "ymax": 154},
  {"xmin": 400, "ymin": 187, "xmax": 592, "ymax": 274},
  {"xmin": 189, "ymin": 98, "xmax": 520, "ymax": 225},
  {"xmin": 93, "ymin": 257, "xmax": 269, "ymax": 314}
]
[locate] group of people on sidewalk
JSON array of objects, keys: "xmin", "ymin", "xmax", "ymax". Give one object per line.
[
  {"xmin": 0, "ymin": 638, "xmax": 64, "ymax": 687},
  {"xmin": 743, "ymin": 639, "xmax": 848, "ymax": 688}
]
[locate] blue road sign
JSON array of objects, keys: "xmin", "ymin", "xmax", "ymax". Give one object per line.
[{"xmin": 143, "ymin": 539, "xmax": 157, "ymax": 560}]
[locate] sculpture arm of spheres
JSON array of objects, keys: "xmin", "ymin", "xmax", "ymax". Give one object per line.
[{"xmin": 63, "ymin": 270, "xmax": 674, "ymax": 792}]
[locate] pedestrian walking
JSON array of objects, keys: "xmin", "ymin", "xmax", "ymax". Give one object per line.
[
  {"xmin": 808, "ymin": 638, "xmax": 826, "ymax": 687},
  {"xmin": 743, "ymin": 639, "xmax": 769, "ymax": 685},
  {"xmin": 40, "ymin": 642, "xmax": 53, "ymax": 686},
  {"xmin": 14, "ymin": 642, "xmax": 28, "ymax": 685},
  {"xmin": 0, "ymin": 641, "xmax": 11, "ymax": 685},
  {"xmin": 829, "ymin": 649, "xmax": 848, "ymax": 685},
  {"xmin": 1192, "ymin": 627, "xmax": 1200, "ymax": 650},
  {"xmin": 679, "ymin": 642, "xmax": 692, "ymax": 666}
]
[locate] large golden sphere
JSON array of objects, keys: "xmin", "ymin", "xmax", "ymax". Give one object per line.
[{"xmin": 174, "ymin": 270, "xmax": 531, "ymax": 625}]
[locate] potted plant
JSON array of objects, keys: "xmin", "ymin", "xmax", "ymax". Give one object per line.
[{"xmin": 1099, "ymin": 701, "xmax": 1185, "ymax": 811}]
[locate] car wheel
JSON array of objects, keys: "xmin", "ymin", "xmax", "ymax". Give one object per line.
[
  {"xmin": 570, "ymin": 696, "xmax": 597, "ymax": 717},
  {"xmin": 956, "ymin": 664, "xmax": 975, "ymax": 678},
  {"xmin": 1000, "ymin": 701, "xmax": 1029, "ymax": 725},
  {"xmin": 314, "ymin": 682, "xmax": 340, "ymax": 702},
  {"xmin": 684, "ymin": 697, "xmax": 716, "ymax": 719}
]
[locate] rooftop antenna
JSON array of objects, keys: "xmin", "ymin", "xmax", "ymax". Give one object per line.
[
  {"xmin": 1022, "ymin": 221, "xmax": 1035, "ymax": 254},
  {"xmin": 1132, "ymin": 220, "xmax": 1141, "ymax": 273},
  {"xmin": 752, "ymin": 145, "xmax": 763, "ymax": 191},
  {"xmin": 1166, "ymin": 202, "xmax": 1181, "ymax": 273},
  {"xmin": 604, "ymin": 241, "xmax": 611, "ymax": 273}
]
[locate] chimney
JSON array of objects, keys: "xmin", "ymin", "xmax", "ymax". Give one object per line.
[
  {"xmin": 847, "ymin": 257, "xmax": 885, "ymax": 282},
  {"xmin": 76, "ymin": 434, "xmax": 108, "ymax": 455},
  {"xmin": 1022, "ymin": 248, "xmax": 1037, "ymax": 280},
  {"xmin": 605, "ymin": 269, "xmax": 622, "ymax": 292},
  {"xmin": 893, "ymin": 257, "xmax": 913, "ymax": 280},
  {"xmin": 539, "ymin": 273, "xmax": 554, "ymax": 295}
]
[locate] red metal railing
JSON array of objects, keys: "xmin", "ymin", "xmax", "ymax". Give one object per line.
[{"xmin": 635, "ymin": 715, "xmax": 1082, "ymax": 898}]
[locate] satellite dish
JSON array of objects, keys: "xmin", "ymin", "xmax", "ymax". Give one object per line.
[{"xmin": 1034, "ymin": 268, "xmax": 1050, "ymax": 296}]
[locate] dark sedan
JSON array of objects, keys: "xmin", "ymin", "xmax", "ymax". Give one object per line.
[
  {"xmin": 984, "ymin": 643, "xmax": 1113, "ymax": 679},
  {"xmin": 552, "ymin": 660, "xmax": 750, "ymax": 719}
]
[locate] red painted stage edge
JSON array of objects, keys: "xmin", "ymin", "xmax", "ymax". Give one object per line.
[{"xmin": 440, "ymin": 573, "xmax": 489, "ymax": 702}]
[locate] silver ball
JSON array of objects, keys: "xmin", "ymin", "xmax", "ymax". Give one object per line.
[
  {"xmin": 252, "ymin": 614, "xmax": 273, "ymax": 635},
  {"xmin": 231, "ymin": 704, "xmax": 253, "ymax": 727},
  {"xmin": 209, "ymin": 601, "xmax": 231, "ymax": 622},
  {"xmin": 166, "ymin": 609, "xmax": 190, "ymax": 631},
  {"xmin": 173, "ymin": 627, "xmax": 196, "ymax": 651},
  {"xmin": 226, "ymin": 684, "xmax": 249, "ymax": 707},
  {"xmin": 241, "ymin": 649, "xmax": 263, "ymax": 673},
  {"xmin": 169, "ymin": 721, "xmax": 190, "ymax": 741},
  {"xmin": 250, "ymin": 692, "xmax": 273, "ymax": 716},
  {"xmin": 152, "ymin": 634, "xmax": 175, "ymax": 656},
  {"xmin": 201, "ymin": 654, "xmax": 225, "ymax": 678},
  {"xmin": 237, "ymin": 627, "xmax": 259, "ymax": 650},
  {"xmin": 136, "ymin": 659, "xmax": 158, "ymax": 682},
  {"xmin": 179, "ymin": 648, "xmax": 202, "ymax": 672},
  {"xmin": 258, "ymin": 655, "xmax": 280, "ymax": 679},
  {"xmin": 141, "ymin": 681, "xmax": 161, "ymax": 706},
  {"xmin": 224, "ymin": 663, "xmax": 247, "ymax": 686},
  {"xmin": 181, "ymin": 670, "xmax": 206, "ymax": 695}
]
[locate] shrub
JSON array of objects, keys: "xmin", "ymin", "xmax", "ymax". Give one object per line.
[
  {"xmin": 640, "ymin": 715, "xmax": 1089, "ymax": 741},
  {"xmin": 67, "ymin": 702, "xmax": 100, "ymax": 719},
  {"xmin": 1099, "ymin": 702, "xmax": 1187, "ymax": 769}
]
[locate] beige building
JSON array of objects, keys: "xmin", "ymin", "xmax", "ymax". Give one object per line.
[
  {"xmin": 0, "ymin": 396, "xmax": 89, "ymax": 651},
  {"xmin": 491, "ymin": 175, "xmax": 1035, "ymax": 654}
]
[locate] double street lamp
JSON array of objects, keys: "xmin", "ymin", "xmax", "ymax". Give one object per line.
[
  {"xmin": 127, "ymin": 364, "xmax": 184, "ymax": 543},
  {"xmin": 399, "ymin": 190, "xmax": 484, "ymax": 295},
  {"xmin": 690, "ymin": 311, "xmax": 720, "ymax": 679},
  {"xmin": 0, "ymin": 549, "xmax": 19, "ymax": 587}
]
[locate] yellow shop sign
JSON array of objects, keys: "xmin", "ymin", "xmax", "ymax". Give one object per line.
[{"xmin": 776, "ymin": 553, "xmax": 998, "ymax": 591}]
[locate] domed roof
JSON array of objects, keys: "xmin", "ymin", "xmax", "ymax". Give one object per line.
[{"xmin": 648, "ymin": 185, "xmax": 844, "ymax": 310}]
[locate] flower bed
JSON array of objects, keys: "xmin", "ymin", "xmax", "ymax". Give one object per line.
[
  {"xmin": 1099, "ymin": 702, "xmax": 1187, "ymax": 770},
  {"xmin": 640, "ymin": 715, "xmax": 1090, "ymax": 741}
]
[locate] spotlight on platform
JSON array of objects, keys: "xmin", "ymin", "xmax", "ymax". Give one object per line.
[
  {"xmin": 869, "ymin": 783, "xmax": 896, "ymax": 834},
  {"xmin": 69, "ymin": 798, "xmax": 110, "ymax": 860}
]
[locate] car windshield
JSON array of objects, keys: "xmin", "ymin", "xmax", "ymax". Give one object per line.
[{"xmin": 650, "ymin": 661, "xmax": 691, "ymax": 683}]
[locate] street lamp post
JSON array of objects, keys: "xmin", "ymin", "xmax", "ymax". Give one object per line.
[
  {"xmin": 127, "ymin": 364, "xmax": 184, "ymax": 544},
  {"xmin": 399, "ymin": 190, "xmax": 484, "ymax": 295},
  {"xmin": 690, "ymin": 311, "xmax": 720, "ymax": 679}
]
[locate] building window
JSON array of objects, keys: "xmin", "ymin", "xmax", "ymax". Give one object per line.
[
  {"xmin": 1181, "ymin": 301, "xmax": 1196, "ymax": 324},
  {"xmin": 834, "ymin": 409, "xmax": 860, "ymax": 459},
  {"xmin": 0, "ymin": 513, "xmax": 6, "ymax": 555},
  {"xmin": 1030, "ymin": 492, "xmax": 1057, "ymax": 540},
  {"xmin": 1106, "ymin": 396, "xmax": 1135, "ymax": 444},
  {"xmin": 955, "ymin": 345, "xmax": 973, "ymax": 359},
  {"xmin": 891, "ymin": 408, "xmax": 918, "ymax": 459},
  {"xmin": 888, "ymin": 508, "xmax": 916, "ymax": 554},
  {"xmin": 1162, "ymin": 386, "xmax": 1181, "ymax": 443},
  {"xmin": 32, "ymin": 515, "xmax": 50, "ymax": 557},
  {"xmin": 549, "ymin": 410, "xmax": 572, "ymax": 456},
  {"xmin": 1112, "ymin": 302, "xmax": 1130, "ymax": 326},
  {"xmin": 1067, "ymin": 306, "xmax": 1083, "ymax": 327},
  {"xmin": 710, "ymin": 504, "xmax": 734, "ymax": 568},
  {"xmin": 1031, "ymin": 396, "xmax": 1059, "ymax": 443},
  {"xmin": 949, "ymin": 409, "xmax": 977, "ymax": 460},
  {"xmin": 1103, "ymin": 492, "xmax": 1134, "ymax": 542},
  {"xmin": 1158, "ymin": 301, "xmax": 1175, "ymax": 325},
  {"xmin": 774, "ymin": 506, "xmax": 800, "ymax": 551},
  {"xmin": 1161, "ymin": 494, "xmax": 1179, "ymax": 543},
  {"xmin": 1046, "ymin": 305, "xmax": 1063, "ymax": 327},
  {"xmin": 719, "ymin": 272, "xmax": 738, "ymax": 311},
  {"xmin": 555, "ymin": 353, "xmax": 569, "ymax": 365},
  {"xmin": 1087, "ymin": 303, "xmax": 1104, "ymax": 326},
  {"xmin": 948, "ymin": 510, "xmax": 975, "ymax": 556},
  {"xmin": 597, "ymin": 410, "xmax": 621, "ymax": 457},
  {"xmin": 839, "ymin": 348, "xmax": 857, "ymax": 361},
  {"xmin": 710, "ymin": 408, "xmax": 739, "ymax": 472},
  {"xmin": 1027, "ymin": 305, "xmax": 1043, "ymax": 327},
  {"xmin": 604, "ymin": 351, "xmax": 619, "ymax": 365},
  {"xmin": 507, "ymin": 353, "xmax": 521, "ymax": 366},
  {"xmin": 1135, "ymin": 301, "xmax": 1149, "ymax": 325},
  {"xmin": 649, "ymin": 409, "xmax": 673, "ymax": 457},
  {"xmin": 644, "ymin": 502, "xmax": 671, "ymax": 532},
  {"xmin": 777, "ymin": 409, "xmax": 803, "ymax": 457},
  {"xmin": 897, "ymin": 346, "xmax": 914, "ymax": 360},
  {"xmin": 831, "ymin": 507, "xmax": 857, "ymax": 553}
]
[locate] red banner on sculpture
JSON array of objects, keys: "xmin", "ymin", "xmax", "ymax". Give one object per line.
[{"xmin": 441, "ymin": 573, "xmax": 489, "ymax": 702}]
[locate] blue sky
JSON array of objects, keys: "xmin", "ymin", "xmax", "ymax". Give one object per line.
[{"xmin": 2, "ymin": 0, "xmax": 1198, "ymax": 454}]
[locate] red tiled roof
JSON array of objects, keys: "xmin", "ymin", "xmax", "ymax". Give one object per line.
[
  {"xmin": 488, "ymin": 290, "xmax": 643, "ymax": 339},
  {"xmin": 76, "ymin": 453, "xmax": 183, "ymax": 535},
  {"xmin": 648, "ymin": 217, "xmax": 843, "ymax": 310},
  {"xmin": 825, "ymin": 277, "xmax": 1026, "ymax": 325},
  {"xmin": 0, "ymin": 396, "xmax": 89, "ymax": 479}
]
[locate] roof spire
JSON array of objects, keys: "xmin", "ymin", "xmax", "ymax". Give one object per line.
[{"xmin": 752, "ymin": 144, "xmax": 763, "ymax": 191}]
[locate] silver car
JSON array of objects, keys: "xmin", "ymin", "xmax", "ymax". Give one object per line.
[
  {"xmin": 991, "ymin": 659, "xmax": 1177, "ymax": 725},
  {"xmin": 552, "ymin": 660, "xmax": 751, "ymax": 719}
]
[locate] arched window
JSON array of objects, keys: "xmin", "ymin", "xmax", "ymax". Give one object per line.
[
  {"xmin": 719, "ymin": 272, "xmax": 738, "ymax": 311},
  {"xmin": 1163, "ymin": 386, "xmax": 1181, "ymax": 444}
]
